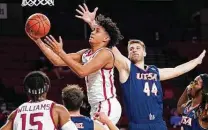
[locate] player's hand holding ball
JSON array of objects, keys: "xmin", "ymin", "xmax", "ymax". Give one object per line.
[
  {"xmin": 25, "ymin": 13, "xmax": 63, "ymax": 55},
  {"xmin": 25, "ymin": 13, "xmax": 52, "ymax": 47}
]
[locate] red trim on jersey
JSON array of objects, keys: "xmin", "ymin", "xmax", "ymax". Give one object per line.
[
  {"xmin": 12, "ymin": 109, "xmax": 18, "ymax": 128},
  {"xmin": 102, "ymin": 67, "xmax": 113, "ymax": 70},
  {"xmin": 101, "ymin": 69, "xmax": 107, "ymax": 100},
  {"xmin": 109, "ymin": 69, "xmax": 114, "ymax": 97},
  {"xmin": 97, "ymin": 102, "xmax": 102, "ymax": 112},
  {"xmin": 86, "ymin": 49, "xmax": 92, "ymax": 56},
  {"xmin": 50, "ymin": 102, "xmax": 57, "ymax": 130},
  {"xmin": 107, "ymin": 99, "xmax": 111, "ymax": 116}
]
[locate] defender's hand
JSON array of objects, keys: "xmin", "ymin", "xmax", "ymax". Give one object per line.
[
  {"xmin": 75, "ymin": 3, "xmax": 98, "ymax": 24},
  {"xmin": 196, "ymin": 50, "xmax": 206, "ymax": 65}
]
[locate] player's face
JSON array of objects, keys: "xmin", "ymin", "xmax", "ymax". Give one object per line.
[
  {"xmin": 128, "ymin": 43, "xmax": 146, "ymax": 63},
  {"xmin": 89, "ymin": 26, "xmax": 109, "ymax": 45},
  {"xmin": 187, "ymin": 76, "xmax": 203, "ymax": 98}
]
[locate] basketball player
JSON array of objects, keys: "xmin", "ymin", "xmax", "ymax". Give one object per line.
[
  {"xmin": 26, "ymin": 6, "xmax": 123, "ymax": 125},
  {"xmin": 62, "ymin": 84, "xmax": 119, "ymax": 130},
  {"xmin": 75, "ymin": 4, "xmax": 206, "ymax": 130},
  {"xmin": 177, "ymin": 74, "xmax": 208, "ymax": 130},
  {"xmin": 0, "ymin": 71, "xmax": 78, "ymax": 130},
  {"xmin": 112, "ymin": 41, "xmax": 205, "ymax": 130}
]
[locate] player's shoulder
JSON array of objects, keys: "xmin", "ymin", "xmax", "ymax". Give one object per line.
[
  {"xmin": 44, "ymin": 99, "xmax": 55, "ymax": 103},
  {"xmin": 148, "ymin": 65, "xmax": 158, "ymax": 69},
  {"xmin": 99, "ymin": 47, "xmax": 113, "ymax": 52},
  {"xmin": 53, "ymin": 103, "xmax": 68, "ymax": 113},
  {"xmin": 7, "ymin": 109, "xmax": 18, "ymax": 121},
  {"xmin": 95, "ymin": 47, "xmax": 114, "ymax": 57},
  {"xmin": 82, "ymin": 116, "xmax": 93, "ymax": 122},
  {"xmin": 148, "ymin": 65, "xmax": 159, "ymax": 72},
  {"xmin": 79, "ymin": 48, "xmax": 90, "ymax": 54}
]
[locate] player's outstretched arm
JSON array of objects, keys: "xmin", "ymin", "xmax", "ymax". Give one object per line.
[
  {"xmin": 75, "ymin": 4, "xmax": 130, "ymax": 82},
  {"xmin": 75, "ymin": 3, "xmax": 98, "ymax": 30},
  {"xmin": 26, "ymin": 32, "xmax": 83, "ymax": 66},
  {"xmin": 159, "ymin": 50, "xmax": 206, "ymax": 81},
  {"xmin": 43, "ymin": 35, "xmax": 86, "ymax": 65},
  {"xmin": 26, "ymin": 30, "xmax": 67, "ymax": 66},
  {"xmin": 75, "ymin": 4, "xmax": 129, "ymax": 70},
  {"xmin": 45, "ymin": 40, "xmax": 113, "ymax": 77},
  {"xmin": 0, "ymin": 110, "xmax": 16, "ymax": 130},
  {"xmin": 112, "ymin": 46, "xmax": 131, "ymax": 83},
  {"xmin": 94, "ymin": 112, "xmax": 119, "ymax": 130}
]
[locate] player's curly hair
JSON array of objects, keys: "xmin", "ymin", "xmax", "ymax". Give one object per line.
[
  {"xmin": 200, "ymin": 74, "xmax": 208, "ymax": 110},
  {"xmin": 62, "ymin": 84, "xmax": 85, "ymax": 111},
  {"xmin": 23, "ymin": 71, "xmax": 50, "ymax": 101},
  {"xmin": 96, "ymin": 14, "xmax": 123, "ymax": 48}
]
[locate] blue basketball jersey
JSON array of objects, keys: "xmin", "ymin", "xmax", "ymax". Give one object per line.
[
  {"xmin": 181, "ymin": 102, "xmax": 206, "ymax": 130},
  {"xmin": 121, "ymin": 63, "xmax": 164, "ymax": 123},
  {"xmin": 71, "ymin": 116, "xmax": 94, "ymax": 130}
]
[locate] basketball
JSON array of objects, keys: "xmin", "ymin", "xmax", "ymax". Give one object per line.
[{"xmin": 25, "ymin": 13, "xmax": 51, "ymax": 39}]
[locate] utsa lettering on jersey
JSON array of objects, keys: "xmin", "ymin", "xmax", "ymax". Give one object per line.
[
  {"xmin": 121, "ymin": 64, "xmax": 166, "ymax": 130},
  {"xmin": 29, "ymin": 5, "xmax": 123, "ymax": 125},
  {"xmin": 181, "ymin": 103, "xmax": 205, "ymax": 130},
  {"xmin": 178, "ymin": 74, "xmax": 208, "ymax": 130},
  {"xmin": 112, "ymin": 38, "xmax": 205, "ymax": 130},
  {"xmin": 62, "ymin": 84, "xmax": 119, "ymax": 130},
  {"xmin": 0, "ymin": 71, "xmax": 78, "ymax": 130}
]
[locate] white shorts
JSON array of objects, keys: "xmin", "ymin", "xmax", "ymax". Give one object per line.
[{"xmin": 90, "ymin": 97, "xmax": 122, "ymax": 125}]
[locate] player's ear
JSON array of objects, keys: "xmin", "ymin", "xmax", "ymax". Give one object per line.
[
  {"xmin": 143, "ymin": 50, "xmax": 147, "ymax": 57},
  {"xmin": 128, "ymin": 53, "xmax": 130, "ymax": 59},
  {"xmin": 103, "ymin": 36, "xmax": 110, "ymax": 43}
]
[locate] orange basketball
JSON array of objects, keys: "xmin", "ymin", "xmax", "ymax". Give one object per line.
[{"xmin": 25, "ymin": 13, "xmax": 51, "ymax": 39}]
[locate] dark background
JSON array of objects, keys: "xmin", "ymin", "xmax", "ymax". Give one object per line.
[{"xmin": 1, "ymin": 0, "xmax": 208, "ymax": 43}]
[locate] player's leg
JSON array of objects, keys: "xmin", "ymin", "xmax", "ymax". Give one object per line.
[
  {"xmin": 90, "ymin": 98, "xmax": 121, "ymax": 124},
  {"xmin": 107, "ymin": 97, "xmax": 122, "ymax": 124},
  {"xmin": 96, "ymin": 98, "xmax": 121, "ymax": 124}
]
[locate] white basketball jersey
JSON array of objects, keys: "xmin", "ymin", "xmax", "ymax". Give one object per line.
[
  {"xmin": 13, "ymin": 100, "xmax": 56, "ymax": 130},
  {"xmin": 82, "ymin": 48, "xmax": 116, "ymax": 105}
]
